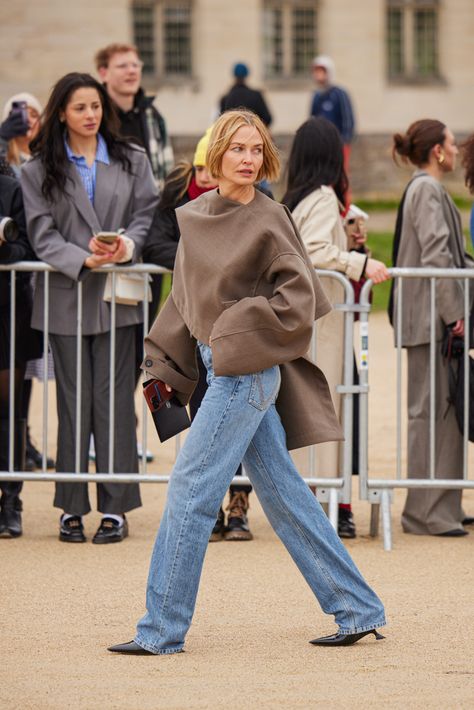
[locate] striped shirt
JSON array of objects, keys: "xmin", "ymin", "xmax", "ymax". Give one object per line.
[{"xmin": 65, "ymin": 133, "xmax": 110, "ymax": 204}]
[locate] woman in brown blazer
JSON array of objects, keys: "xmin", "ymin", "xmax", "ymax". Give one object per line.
[
  {"xmin": 109, "ymin": 110, "xmax": 386, "ymax": 655},
  {"xmin": 392, "ymin": 119, "xmax": 470, "ymax": 537}
]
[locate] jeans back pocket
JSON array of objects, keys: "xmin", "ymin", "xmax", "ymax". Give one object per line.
[{"xmin": 248, "ymin": 366, "xmax": 281, "ymax": 411}]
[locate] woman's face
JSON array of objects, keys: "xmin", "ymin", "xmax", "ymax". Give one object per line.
[
  {"xmin": 26, "ymin": 106, "xmax": 40, "ymax": 141},
  {"xmin": 440, "ymin": 128, "xmax": 458, "ymax": 172},
  {"xmin": 194, "ymin": 165, "xmax": 217, "ymax": 190},
  {"xmin": 220, "ymin": 125, "xmax": 264, "ymax": 187},
  {"xmin": 60, "ymin": 87, "xmax": 103, "ymax": 142}
]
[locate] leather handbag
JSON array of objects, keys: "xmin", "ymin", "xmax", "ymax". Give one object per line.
[
  {"xmin": 103, "ymin": 272, "xmax": 152, "ymax": 306},
  {"xmin": 143, "ymin": 378, "xmax": 191, "ymax": 443}
]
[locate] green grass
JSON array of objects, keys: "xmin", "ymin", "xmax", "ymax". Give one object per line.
[
  {"xmin": 366, "ymin": 231, "xmax": 393, "ymax": 311},
  {"xmin": 356, "ymin": 196, "xmax": 473, "ymax": 212}
]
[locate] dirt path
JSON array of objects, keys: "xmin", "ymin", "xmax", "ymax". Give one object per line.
[{"xmin": 2, "ymin": 314, "xmax": 474, "ymax": 709}]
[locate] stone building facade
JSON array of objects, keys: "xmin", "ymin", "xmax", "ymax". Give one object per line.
[{"xmin": 1, "ymin": 0, "xmax": 473, "ymax": 196}]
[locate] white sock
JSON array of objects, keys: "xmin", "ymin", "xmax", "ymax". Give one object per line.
[{"xmin": 103, "ymin": 514, "xmax": 124, "ymax": 525}]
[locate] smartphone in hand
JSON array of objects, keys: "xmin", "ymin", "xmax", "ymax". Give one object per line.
[
  {"xmin": 96, "ymin": 232, "xmax": 119, "ymax": 244},
  {"xmin": 143, "ymin": 379, "xmax": 174, "ymax": 413}
]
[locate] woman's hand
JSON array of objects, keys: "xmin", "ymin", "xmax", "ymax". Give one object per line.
[
  {"xmin": 451, "ymin": 319, "xmax": 465, "ymax": 338},
  {"xmin": 364, "ymin": 258, "xmax": 390, "ymax": 284},
  {"xmin": 87, "ymin": 235, "xmax": 128, "ymax": 265},
  {"xmin": 164, "ymin": 383, "xmax": 173, "ymax": 393}
]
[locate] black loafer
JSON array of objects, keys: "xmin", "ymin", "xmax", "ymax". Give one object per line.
[
  {"xmin": 59, "ymin": 515, "xmax": 86, "ymax": 543},
  {"xmin": 462, "ymin": 516, "xmax": 474, "ymax": 526},
  {"xmin": 310, "ymin": 629, "xmax": 385, "ymax": 646},
  {"xmin": 108, "ymin": 641, "xmax": 154, "ymax": 655},
  {"xmin": 92, "ymin": 516, "xmax": 128, "ymax": 544}
]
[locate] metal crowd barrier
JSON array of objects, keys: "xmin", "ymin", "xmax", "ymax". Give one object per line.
[
  {"xmin": 0, "ymin": 262, "xmax": 362, "ymax": 532},
  {"xmin": 359, "ymin": 267, "xmax": 474, "ymax": 551}
]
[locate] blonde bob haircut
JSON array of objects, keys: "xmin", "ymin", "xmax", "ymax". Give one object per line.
[{"xmin": 206, "ymin": 110, "xmax": 280, "ymax": 183}]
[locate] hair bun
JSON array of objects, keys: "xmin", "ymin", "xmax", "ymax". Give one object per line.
[{"xmin": 393, "ymin": 132, "xmax": 409, "ymax": 157}]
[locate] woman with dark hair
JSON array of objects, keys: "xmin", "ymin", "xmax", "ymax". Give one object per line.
[
  {"xmin": 282, "ymin": 117, "xmax": 389, "ymax": 539},
  {"xmin": 21, "ymin": 72, "xmax": 157, "ymax": 544},
  {"xmin": 0, "ymin": 169, "xmax": 42, "ymax": 537},
  {"xmin": 391, "ymin": 119, "xmax": 471, "ymax": 537}
]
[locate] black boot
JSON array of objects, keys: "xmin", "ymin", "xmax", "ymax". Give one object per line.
[{"xmin": 0, "ymin": 419, "xmax": 26, "ymax": 538}]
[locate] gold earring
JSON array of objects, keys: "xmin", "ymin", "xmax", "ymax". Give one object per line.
[{"xmin": 438, "ymin": 153, "xmax": 445, "ymax": 165}]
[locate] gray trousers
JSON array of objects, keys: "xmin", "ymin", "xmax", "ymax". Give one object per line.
[
  {"xmin": 402, "ymin": 343, "xmax": 464, "ymax": 535},
  {"xmin": 50, "ymin": 326, "xmax": 141, "ymax": 516}
]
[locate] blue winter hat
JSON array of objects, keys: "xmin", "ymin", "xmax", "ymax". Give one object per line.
[{"xmin": 233, "ymin": 62, "xmax": 249, "ymax": 79}]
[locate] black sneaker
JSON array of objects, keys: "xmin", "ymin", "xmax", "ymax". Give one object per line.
[
  {"xmin": 209, "ymin": 508, "xmax": 225, "ymax": 542},
  {"xmin": 338, "ymin": 508, "xmax": 356, "ymax": 539},
  {"xmin": 59, "ymin": 515, "xmax": 86, "ymax": 543},
  {"xmin": 224, "ymin": 492, "xmax": 253, "ymax": 541}
]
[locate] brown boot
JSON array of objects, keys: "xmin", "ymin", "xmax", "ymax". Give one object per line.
[{"xmin": 224, "ymin": 491, "xmax": 253, "ymax": 541}]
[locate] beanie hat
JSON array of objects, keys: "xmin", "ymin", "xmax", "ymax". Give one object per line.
[
  {"xmin": 311, "ymin": 55, "xmax": 336, "ymax": 85},
  {"xmin": 233, "ymin": 62, "xmax": 249, "ymax": 79},
  {"xmin": 2, "ymin": 92, "xmax": 43, "ymax": 121},
  {"xmin": 193, "ymin": 125, "xmax": 214, "ymax": 167}
]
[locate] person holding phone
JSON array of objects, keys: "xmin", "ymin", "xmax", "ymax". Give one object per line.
[
  {"xmin": 0, "ymin": 93, "xmax": 42, "ymax": 177},
  {"xmin": 282, "ymin": 117, "xmax": 389, "ymax": 539},
  {"xmin": 21, "ymin": 73, "xmax": 158, "ymax": 544},
  {"xmin": 108, "ymin": 110, "xmax": 386, "ymax": 655}
]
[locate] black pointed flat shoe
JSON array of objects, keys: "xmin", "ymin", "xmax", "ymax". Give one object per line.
[
  {"xmin": 435, "ymin": 529, "xmax": 468, "ymax": 537},
  {"xmin": 310, "ymin": 629, "xmax": 385, "ymax": 646},
  {"xmin": 108, "ymin": 641, "xmax": 154, "ymax": 655},
  {"xmin": 462, "ymin": 516, "xmax": 474, "ymax": 526}
]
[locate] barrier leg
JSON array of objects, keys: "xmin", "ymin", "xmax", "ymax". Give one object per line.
[
  {"xmin": 328, "ymin": 487, "xmax": 338, "ymax": 531},
  {"xmin": 370, "ymin": 503, "xmax": 380, "ymax": 537},
  {"xmin": 381, "ymin": 490, "xmax": 392, "ymax": 551}
]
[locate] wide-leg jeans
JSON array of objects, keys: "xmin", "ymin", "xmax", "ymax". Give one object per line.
[{"xmin": 135, "ymin": 343, "xmax": 386, "ymax": 654}]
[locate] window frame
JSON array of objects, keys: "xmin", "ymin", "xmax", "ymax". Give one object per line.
[
  {"xmin": 262, "ymin": 0, "xmax": 318, "ymax": 88},
  {"xmin": 131, "ymin": 0, "xmax": 196, "ymax": 88},
  {"xmin": 386, "ymin": 0, "xmax": 444, "ymax": 85}
]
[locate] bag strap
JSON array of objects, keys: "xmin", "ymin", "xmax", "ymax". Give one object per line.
[{"xmin": 388, "ymin": 174, "xmax": 425, "ymax": 326}]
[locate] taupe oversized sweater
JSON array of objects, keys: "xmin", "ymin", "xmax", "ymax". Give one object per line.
[{"xmin": 143, "ymin": 188, "xmax": 342, "ymax": 449}]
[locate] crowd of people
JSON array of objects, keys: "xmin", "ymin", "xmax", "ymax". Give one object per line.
[{"xmin": 1, "ymin": 43, "xmax": 474, "ymax": 559}]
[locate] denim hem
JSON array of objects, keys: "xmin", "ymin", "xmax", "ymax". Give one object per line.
[
  {"xmin": 337, "ymin": 618, "xmax": 387, "ymax": 635},
  {"xmin": 134, "ymin": 637, "xmax": 184, "ymax": 655}
]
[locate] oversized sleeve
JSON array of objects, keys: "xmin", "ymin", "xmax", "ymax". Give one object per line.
[
  {"xmin": 141, "ymin": 293, "xmax": 198, "ymax": 404},
  {"xmin": 412, "ymin": 181, "xmax": 464, "ymax": 325},
  {"xmin": 209, "ymin": 252, "xmax": 316, "ymax": 376},
  {"xmin": 298, "ymin": 190, "xmax": 366, "ymax": 280},
  {"xmin": 21, "ymin": 162, "xmax": 91, "ymax": 281}
]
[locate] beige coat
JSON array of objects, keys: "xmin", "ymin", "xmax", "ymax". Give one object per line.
[
  {"xmin": 142, "ymin": 188, "xmax": 342, "ymax": 450},
  {"xmin": 393, "ymin": 171, "xmax": 467, "ymax": 346},
  {"xmin": 291, "ymin": 186, "xmax": 365, "ymax": 478}
]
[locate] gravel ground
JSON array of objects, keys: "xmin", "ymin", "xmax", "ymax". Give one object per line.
[{"xmin": 2, "ymin": 313, "xmax": 474, "ymax": 709}]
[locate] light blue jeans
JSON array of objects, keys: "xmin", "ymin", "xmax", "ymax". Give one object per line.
[{"xmin": 135, "ymin": 343, "xmax": 386, "ymax": 654}]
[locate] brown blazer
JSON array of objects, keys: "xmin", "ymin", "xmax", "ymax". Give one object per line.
[
  {"xmin": 393, "ymin": 171, "xmax": 468, "ymax": 346},
  {"xmin": 143, "ymin": 189, "xmax": 342, "ymax": 449}
]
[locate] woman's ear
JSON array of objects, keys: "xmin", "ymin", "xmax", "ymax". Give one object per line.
[{"xmin": 433, "ymin": 143, "xmax": 445, "ymax": 163}]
